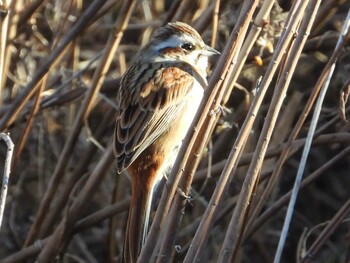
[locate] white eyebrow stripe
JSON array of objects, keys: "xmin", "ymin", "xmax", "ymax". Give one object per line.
[
  {"xmin": 152, "ymin": 35, "xmax": 182, "ymax": 51},
  {"xmin": 152, "ymin": 33, "xmax": 199, "ymax": 52}
]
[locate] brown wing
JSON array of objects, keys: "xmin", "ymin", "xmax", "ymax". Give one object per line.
[{"xmin": 114, "ymin": 63, "xmax": 195, "ymax": 173}]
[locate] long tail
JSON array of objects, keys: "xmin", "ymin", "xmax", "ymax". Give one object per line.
[{"xmin": 123, "ymin": 172, "xmax": 155, "ymax": 263}]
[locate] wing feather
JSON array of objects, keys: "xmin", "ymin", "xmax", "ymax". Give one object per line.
[{"xmin": 114, "ymin": 63, "xmax": 195, "ymax": 172}]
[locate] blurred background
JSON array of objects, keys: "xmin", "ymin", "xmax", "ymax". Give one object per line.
[{"xmin": 0, "ymin": 0, "xmax": 350, "ymax": 262}]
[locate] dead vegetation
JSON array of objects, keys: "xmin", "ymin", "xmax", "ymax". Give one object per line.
[{"xmin": 0, "ymin": 0, "xmax": 350, "ymax": 262}]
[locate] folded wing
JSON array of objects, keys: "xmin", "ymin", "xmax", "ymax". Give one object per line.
[{"xmin": 114, "ymin": 63, "xmax": 195, "ymax": 172}]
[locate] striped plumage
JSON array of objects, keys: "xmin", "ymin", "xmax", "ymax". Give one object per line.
[{"xmin": 114, "ymin": 22, "xmax": 219, "ymax": 263}]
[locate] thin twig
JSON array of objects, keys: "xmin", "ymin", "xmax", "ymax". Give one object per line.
[
  {"xmin": 244, "ymin": 15, "xmax": 350, "ymax": 243},
  {"xmin": 0, "ymin": 0, "xmax": 106, "ymax": 131},
  {"xmin": 12, "ymin": 78, "xmax": 46, "ymax": 168},
  {"xmin": 245, "ymin": 145, "xmax": 350, "ymax": 241},
  {"xmin": 301, "ymin": 198, "xmax": 350, "ymax": 262},
  {"xmin": 23, "ymin": 0, "xmax": 109, "ymax": 247},
  {"xmin": 0, "ymin": 132, "xmax": 14, "ymax": 229},
  {"xmin": 182, "ymin": 1, "xmax": 308, "ymax": 262},
  {"xmin": 222, "ymin": 0, "xmax": 276, "ymax": 104},
  {"xmin": 1, "ymin": 197, "xmax": 130, "ymax": 262},
  {"xmin": 36, "ymin": 144, "xmax": 115, "ymax": 260},
  {"xmin": 210, "ymin": 0, "xmax": 220, "ymax": 48},
  {"xmin": 274, "ymin": 8, "xmax": 350, "ymax": 262},
  {"xmin": 0, "ymin": 0, "xmax": 12, "ymax": 105},
  {"xmin": 220, "ymin": 0, "xmax": 317, "ymax": 261},
  {"xmin": 38, "ymin": 107, "xmax": 115, "ymax": 238}
]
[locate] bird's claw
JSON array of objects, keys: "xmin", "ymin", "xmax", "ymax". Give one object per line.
[{"xmin": 210, "ymin": 104, "xmax": 232, "ymax": 116}]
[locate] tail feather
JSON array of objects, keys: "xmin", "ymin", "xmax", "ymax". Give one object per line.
[{"xmin": 123, "ymin": 173, "xmax": 154, "ymax": 263}]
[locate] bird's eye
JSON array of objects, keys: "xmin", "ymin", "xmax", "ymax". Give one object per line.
[{"xmin": 181, "ymin": 43, "xmax": 194, "ymax": 51}]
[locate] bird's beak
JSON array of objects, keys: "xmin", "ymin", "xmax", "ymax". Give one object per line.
[{"xmin": 204, "ymin": 45, "xmax": 220, "ymax": 56}]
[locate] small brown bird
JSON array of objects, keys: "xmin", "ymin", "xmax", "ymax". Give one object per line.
[{"xmin": 114, "ymin": 21, "xmax": 219, "ymax": 263}]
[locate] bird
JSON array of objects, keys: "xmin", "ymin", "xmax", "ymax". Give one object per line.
[{"xmin": 113, "ymin": 21, "xmax": 219, "ymax": 263}]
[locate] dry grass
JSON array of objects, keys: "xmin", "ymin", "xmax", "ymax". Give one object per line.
[{"xmin": 0, "ymin": 0, "xmax": 350, "ymax": 262}]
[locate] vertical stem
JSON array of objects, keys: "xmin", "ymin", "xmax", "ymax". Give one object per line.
[
  {"xmin": 0, "ymin": 0, "xmax": 12, "ymax": 105},
  {"xmin": 0, "ymin": 133, "xmax": 14, "ymax": 229},
  {"xmin": 274, "ymin": 7, "xmax": 350, "ymax": 262}
]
